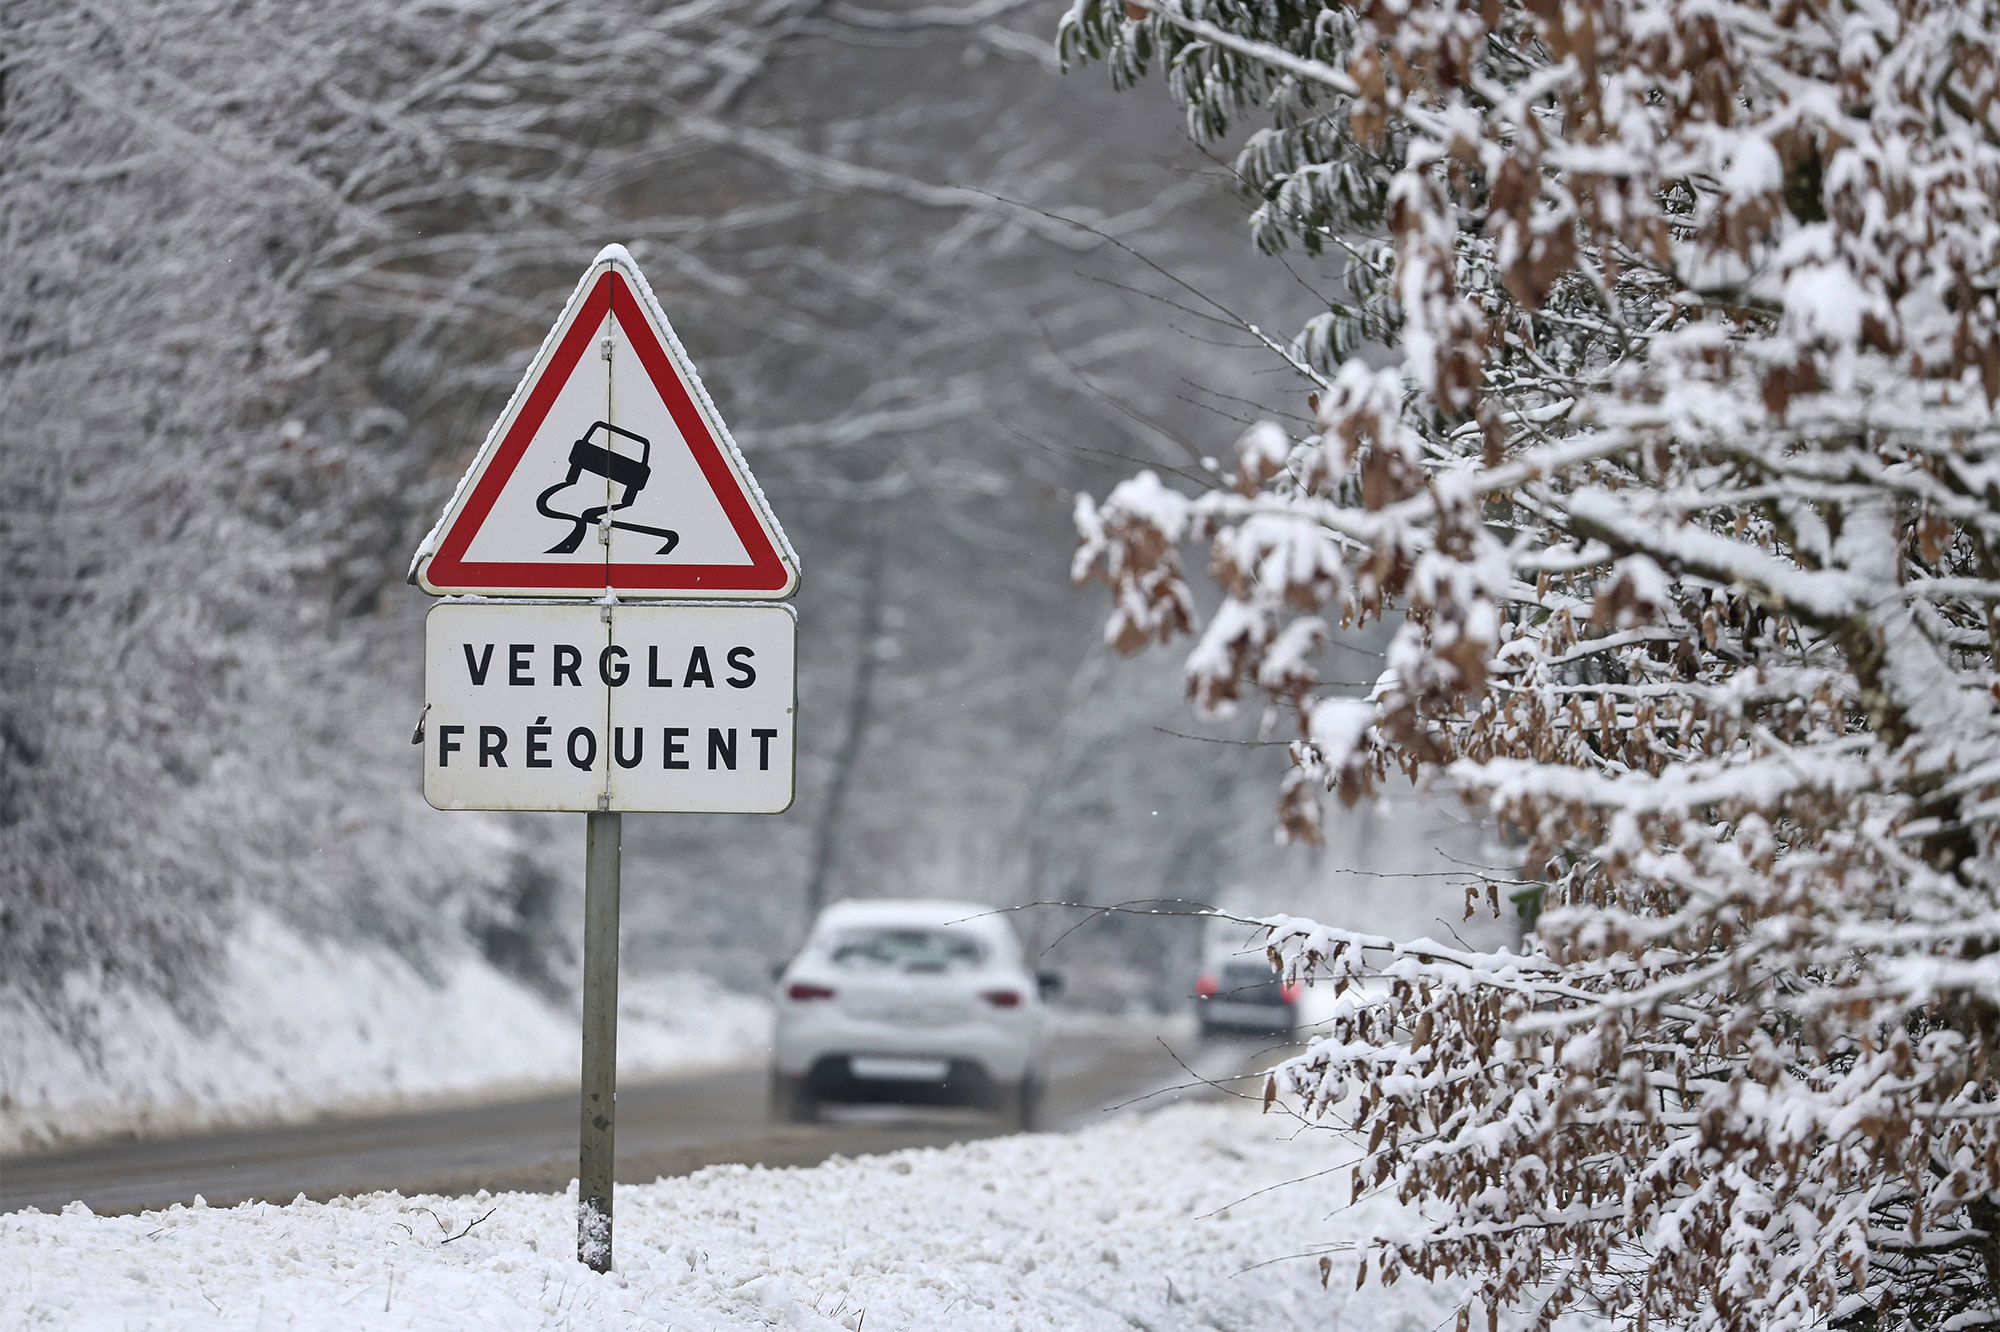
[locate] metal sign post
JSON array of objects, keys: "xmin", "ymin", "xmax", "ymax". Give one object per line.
[
  {"xmin": 578, "ymin": 809, "xmax": 621, "ymax": 1271},
  {"xmin": 410, "ymin": 246, "xmax": 799, "ymax": 1275},
  {"xmin": 419, "ymin": 600, "xmax": 797, "ymax": 1270}
]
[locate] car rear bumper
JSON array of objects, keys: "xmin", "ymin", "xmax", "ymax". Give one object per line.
[
  {"xmin": 791, "ymin": 1054, "xmax": 1010, "ymax": 1108},
  {"xmin": 773, "ymin": 1009, "xmax": 1040, "ymax": 1083}
]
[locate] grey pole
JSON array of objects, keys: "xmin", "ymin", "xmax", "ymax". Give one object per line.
[{"xmin": 577, "ymin": 809, "xmax": 621, "ymax": 1271}]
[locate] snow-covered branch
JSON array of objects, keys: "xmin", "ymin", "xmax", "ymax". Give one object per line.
[{"xmin": 1066, "ymin": 0, "xmax": 2000, "ymax": 1324}]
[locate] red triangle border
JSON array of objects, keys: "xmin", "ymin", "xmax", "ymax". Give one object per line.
[{"xmin": 422, "ymin": 271, "xmax": 791, "ymax": 595}]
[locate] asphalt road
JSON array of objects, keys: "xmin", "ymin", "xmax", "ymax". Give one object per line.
[{"xmin": 1, "ymin": 1025, "xmax": 1276, "ymax": 1216}]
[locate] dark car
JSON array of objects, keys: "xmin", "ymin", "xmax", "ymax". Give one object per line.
[{"xmin": 1194, "ymin": 958, "xmax": 1299, "ymax": 1038}]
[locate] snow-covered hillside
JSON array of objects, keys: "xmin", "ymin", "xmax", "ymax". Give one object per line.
[{"xmin": 0, "ymin": 911, "xmax": 767, "ymax": 1155}]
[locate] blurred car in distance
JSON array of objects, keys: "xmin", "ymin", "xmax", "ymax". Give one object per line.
[
  {"xmin": 1194, "ymin": 956, "xmax": 1299, "ymax": 1039},
  {"xmin": 770, "ymin": 899, "xmax": 1057, "ymax": 1129}
]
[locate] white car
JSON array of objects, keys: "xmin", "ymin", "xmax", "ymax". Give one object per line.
[{"xmin": 770, "ymin": 899, "xmax": 1053, "ymax": 1129}]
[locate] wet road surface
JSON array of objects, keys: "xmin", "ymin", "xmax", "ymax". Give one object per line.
[{"xmin": 1, "ymin": 1025, "xmax": 1276, "ymax": 1215}]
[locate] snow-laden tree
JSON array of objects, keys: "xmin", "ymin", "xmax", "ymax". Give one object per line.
[
  {"xmin": 1, "ymin": 0, "xmax": 813, "ymax": 1023},
  {"xmin": 1065, "ymin": 0, "xmax": 2000, "ymax": 1326},
  {"xmin": 2, "ymin": 0, "xmax": 985, "ymax": 1017}
]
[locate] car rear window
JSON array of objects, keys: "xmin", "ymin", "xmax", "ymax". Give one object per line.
[
  {"xmin": 1219, "ymin": 960, "xmax": 1282, "ymax": 993},
  {"xmin": 828, "ymin": 928, "xmax": 986, "ymax": 971}
]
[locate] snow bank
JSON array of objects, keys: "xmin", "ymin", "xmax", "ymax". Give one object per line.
[
  {"xmin": 1, "ymin": 912, "xmax": 768, "ymax": 1155},
  {"xmin": 0, "ymin": 1102, "xmax": 1464, "ymax": 1331}
]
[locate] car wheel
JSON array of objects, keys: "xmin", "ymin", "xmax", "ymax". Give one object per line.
[{"xmin": 768, "ymin": 1071, "xmax": 815, "ymax": 1125}]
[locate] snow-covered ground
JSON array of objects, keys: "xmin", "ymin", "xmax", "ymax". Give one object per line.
[
  {"xmin": 2, "ymin": 1101, "xmax": 1464, "ymax": 1332},
  {"xmin": 1, "ymin": 911, "xmax": 768, "ymax": 1155}
]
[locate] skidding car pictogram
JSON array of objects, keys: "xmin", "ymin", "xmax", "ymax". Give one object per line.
[{"xmin": 534, "ymin": 420, "xmax": 681, "ymax": 555}]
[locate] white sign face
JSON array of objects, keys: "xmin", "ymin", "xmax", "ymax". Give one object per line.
[
  {"xmin": 412, "ymin": 246, "xmax": 800, "ymax": 600},
  {"xmin": 424, "ymin": 601, "xmax": 796, "ymax": 813}
]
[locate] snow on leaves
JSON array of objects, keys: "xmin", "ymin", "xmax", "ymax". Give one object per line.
[
  {"xmin": 1072, "ymin": 475, "xmax": 1196, "ymax": 653},
  {"xmin": 1065, "ymin": 0, "xmax": 2000, "ymax": 1326}
]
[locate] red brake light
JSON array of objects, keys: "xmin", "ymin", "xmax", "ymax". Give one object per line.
[
  {"xmin": 981, "ymin": 989, "xmax": 1022, "ymax": 1008},
  {"xmin": 787, "ymin": 982, "xmax": 836, "ymax": 1001},
  {"xmin": 1281, "ymin": 981, "xmax": 1301, "ymax": 1004},
  {"xmin": 1195, "ymin": 974, "xmax": 1218, "ymax": 999}
]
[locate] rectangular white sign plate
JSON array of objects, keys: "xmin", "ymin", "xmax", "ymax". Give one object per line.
[{"xmin": 424, "ymin": 600, "xmax": 795, "ymax": 813}]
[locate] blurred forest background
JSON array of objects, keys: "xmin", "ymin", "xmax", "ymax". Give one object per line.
[{"xmin": 1, "ymin": 0, "xmax": 1490, "ymax": 1133}]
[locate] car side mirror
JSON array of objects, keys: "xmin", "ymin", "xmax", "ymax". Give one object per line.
[{"xmin": 1036, "ymin": 970, "xmax": 1063, "ymax": 999}]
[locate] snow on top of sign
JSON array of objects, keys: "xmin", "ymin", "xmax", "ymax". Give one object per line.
[{"xmin": 406, "ymin": 245, "xmax": 797, "ymax": 589}]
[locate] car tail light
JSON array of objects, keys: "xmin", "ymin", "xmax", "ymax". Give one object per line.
[
  {"xmin": 1195, "ymin": 974, "xmax": 1218, "ymax": 999},
  {"xmin": 786, "ymin": 982, "xmax": 836, "ymax": 1001},
  {"xmin": 980, "ymin": 989, "xmax": 1022, "ymax": 1008},
  {"xmin": 1281, "ymin": 980, "xmax": 1301, "ymax": 1005}
]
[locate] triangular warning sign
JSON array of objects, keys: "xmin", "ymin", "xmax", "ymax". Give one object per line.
[{"xmin": 413, "ymin": 246, "xmax": 799, "ymax": 599}]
